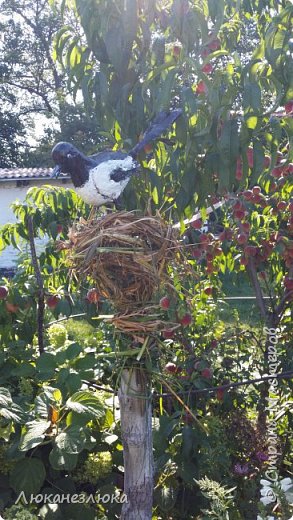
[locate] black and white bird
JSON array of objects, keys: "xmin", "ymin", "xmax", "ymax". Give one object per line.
[{"xmin": 51, "ymin": 108, "xmax": 182, "ymax": 207}]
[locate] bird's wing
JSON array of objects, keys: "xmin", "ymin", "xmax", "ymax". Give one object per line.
[
  {"xmin": 90, "ymin": 150, "xmax": 128, "ymax": 164},
  {"xmin": 130, "ymin": 108, "xmax": 182, "ymax": 157},
  {"xmin": 110, "ymin": 164, "xmax": 138, "ymax": 182}
]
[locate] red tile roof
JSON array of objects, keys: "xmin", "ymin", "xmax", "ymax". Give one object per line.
[{"xmin": 0, "ymin": 168, "xmax": 70, "ymax": 180}]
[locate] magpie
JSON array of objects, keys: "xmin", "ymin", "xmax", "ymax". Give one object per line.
[{"xmin": 51, "ymin": 108, "xmax": 182, "ymax": 207}]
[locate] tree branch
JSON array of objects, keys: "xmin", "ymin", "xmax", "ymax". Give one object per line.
[
  {"xmin": 274, "ymin": 266, "xmax": 293, "ymax": 324},
  {"xmin": 27, "ymin": 215, "xmax": 45, "ymax": 355},
  {"xmin": 82, "ymin": 371, "xmax": 293, "ymax": 398},
  {"xmin": 246, "ymin": 257, "xmax": 268, "ymax": 321}
]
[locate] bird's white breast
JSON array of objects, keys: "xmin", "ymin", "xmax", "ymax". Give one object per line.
[{"xmin": 75, "ymin": 156, "xmax": 136, "ymax": 206}]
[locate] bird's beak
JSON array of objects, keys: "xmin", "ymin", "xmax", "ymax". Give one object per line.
[{"xmin": 51, "ymin": 165, "xmax": 61, "ymax": 178}]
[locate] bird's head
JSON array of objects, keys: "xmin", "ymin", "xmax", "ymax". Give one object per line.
[{"xmin": 51, "ymin": 142, "xmax": 80, "ymax": 178}]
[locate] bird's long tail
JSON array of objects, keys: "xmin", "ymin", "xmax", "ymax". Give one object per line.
[{"xmin": 129, "ymin": 108, "xmax": 182, "ymax": 158}]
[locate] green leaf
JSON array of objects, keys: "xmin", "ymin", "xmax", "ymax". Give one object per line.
[
  {"xmin": 49, "ymin": 446, "xmax": 78, "ymax": 470},
  {"xmin": 104, "ymin": 25, "xmax": 128, "ymax": 75},
  {"xmin": 243, "ymin": 82, "xmax": 261, "ymax": 113},
  {"xmin": 0, "ymin": 403, "xmax": 25, "ymax": 423},
  {"xmin": 55, "ymin": 426, "xmax": 86, "ymax": 454},
  {"xmin": 36, "ymin": 353, "xmax": 57, "ymax": 376},
  {"xmin": 155, "ymin": 68, "xmax": 177, "ymax": 111},
  {"xmin": 66, "ymin": 391, "xmax": 105, "ymax": 419},
  {"xmin": 0, "ymin": 387, "xmax": 12, "ymax": 407},
  {"xmin": 10, "ymin": 458, "xmax": 46, "ymax": 495},
  {"xmin": 19, "ymin": 420, "xmax": 51, "ymax": 451},
  {"xmin": 246, "ymin": 116, "xmax": 258, "ymax": 130},
  {"xmin": 65, "ymin": 343, "xmax": 82, "ymax": 361}
]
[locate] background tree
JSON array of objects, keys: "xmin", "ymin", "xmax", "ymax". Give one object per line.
[
  {"xmin": 0, "ymin": 101, "xmax": 26, "ymax": 167},
  {"xmin": 0, "ymin": 0, "xmax": 102, "ymax": 165}
]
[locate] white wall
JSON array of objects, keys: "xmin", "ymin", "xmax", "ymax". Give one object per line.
[{"xmin": 0, "ymin": 180, "xmax": 73, "ymax": 269}]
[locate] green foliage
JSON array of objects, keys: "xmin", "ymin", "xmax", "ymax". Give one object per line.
[
  {"xmin": 51, "ymin": 0, "xmax": 293, "ymax": 217},
  {"xmin": 0, "ymin": 1, "xmax": 292, "ymax": 518},
  {"xmin": 3, "ymin": 504, "xmax": 38, "ymax": 520},
  {"xmin": 195, "ymin": 477, "xmax": 236, "ymax": 520},
  {"xmin": 73, "ymin": 451, "xmax": 112, "ymax": 484},
  {"xmin": 10, "ymin": 458, "xmax": 46, "ymax": 496},
  {"xmin": 0, "ymin": 176, "xmax": 292, "ymax": 518},
  {"xmin": 47, "ymin": 323, "xmax": 68, "ymax": 348}
]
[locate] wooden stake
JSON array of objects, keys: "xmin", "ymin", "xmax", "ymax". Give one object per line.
[{"xmin": 118, "ymin": 367, "xmax": 153, "ymax": 520}]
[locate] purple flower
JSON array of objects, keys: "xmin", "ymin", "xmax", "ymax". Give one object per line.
[
  {"xmin": 255, "ymin": 451, "xmax": 268, "ymax": 462},
  {"xmin": 234, "ymin": 462, "xmax": 249, "ymax": 475}
]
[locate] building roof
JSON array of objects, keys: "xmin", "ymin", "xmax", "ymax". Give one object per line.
[{"xmin": 0, "ymin": 168, "xmax": 70, "ymax": 181}]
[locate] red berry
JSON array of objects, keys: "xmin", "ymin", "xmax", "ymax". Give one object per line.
[
  {"xmin": 201, "ymin": 367, "xmax": 213, "ymax": 379},
  {"xmin": 252, "ymin": 186, "xmax": 261, "ymax": 195},
  {"xmin": 86, "ymin": 288, "xmax": 100, "ymax": 304},
  {"xmin": 180, "ymin": 313, "xmax": 192, "ymax": 326},
  {"xmin": 0, "ymin": 286, "xmax": 9, "ymax": 300},
  {"xmin": 240, "ymin": 256, "xmax": 248, "ymax": 266},
  {"xmin": 271, "ymin": 167, "xmax": 283, "ymax": 179},
  {"xmin": 201, "ymin": 63, "xmax": 213, "ymax": 74},
  {"xmin": 165, "ymin": 362, "xmax": 180, "ymax": 373},
  {"xmin": 284, "ymin": 101, "xmax": 293, "ymax": 114},
  {"xmin": 160, "ymin": 296, "xmax": 170, "ymax": 310},
  {"xmin": 234, "ymin": 210, "xmax": 245, "ymax": 220},
  {"xmin": 162, "ymin": 329, "xmax": 175, "ymax": 339},
  {"xmin": 196, "ymin": 80, "xmax": 208, "ymax": 95},
  {"xmin": 216, "ymin": 388, "xmax": 225, "ymax": 401},
  {"xmin": 208, "ymin": 37, "xmax": 220, "ymax": 51},
  {"xmin": 204, "ymin": 287, "xmax": 213, "ymax": 296},
  {"xmin": 284, "ymin": 277, "xmax": 293, "ymax": 291},
  {"xmin": 247, "ymin": 147, "xmax": 254, "ymax": 168},
  {"xmin": 277, "ymin": 201, "xmax": 287, "ymax": 211},
  {"xmin": 191, "ymin": 219, "xmax": 202, "ymax": 229},
  {"xmin": 237, "ymin": 233, "xmax": 248, "ymax": 245},
  {"xmin": 5, "ymin": 302, "xmax": 19, "ymax": 313},
  {"xmin": 210, "ymin": 339, "xmax": 218, "ymax": 349},
  {"xmin": 235, "ymin": 157, "xmax": 243, "ymax": 180},
  {"xmin": 264, "ymin": 155, "xmax": 271, "ymax": 168},
  {"xmin": 46, "ymin": 295, "xmax": 61, "ymax": 309},
  {"xmin": 243, "ymin": 190, "xmax": 253, "ymax": 200}
]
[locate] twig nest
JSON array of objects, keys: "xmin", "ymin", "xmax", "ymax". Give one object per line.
[
  {"xmin": 106, "ymin": 306, "xmax": 180, "ymax": 335},
  {"xmin": 67, "ymin": 211, "xmax": 179, "ymax": 311}
]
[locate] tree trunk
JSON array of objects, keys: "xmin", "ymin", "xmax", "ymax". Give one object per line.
[{"xmin": 118, "ymin": 367, "xmax": 153, "ymax": 520}]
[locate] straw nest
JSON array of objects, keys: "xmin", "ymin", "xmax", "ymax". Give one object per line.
[{"xmin": 63, "ymin": 212, "xmax": 179, "ymax": 324}]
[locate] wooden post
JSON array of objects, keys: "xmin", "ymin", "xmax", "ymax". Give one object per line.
[{"xmin": 118, "ymin": 367, "xmax": 153, "ymax": 520}]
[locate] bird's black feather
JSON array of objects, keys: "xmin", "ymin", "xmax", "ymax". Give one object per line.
[
  {"xmin": 129, "ymin": 108, "xmax": 182, "ymax": 158},
  {"xmin": 110, "ymin": 166, "xmax": 137, "ymax": 183}
]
